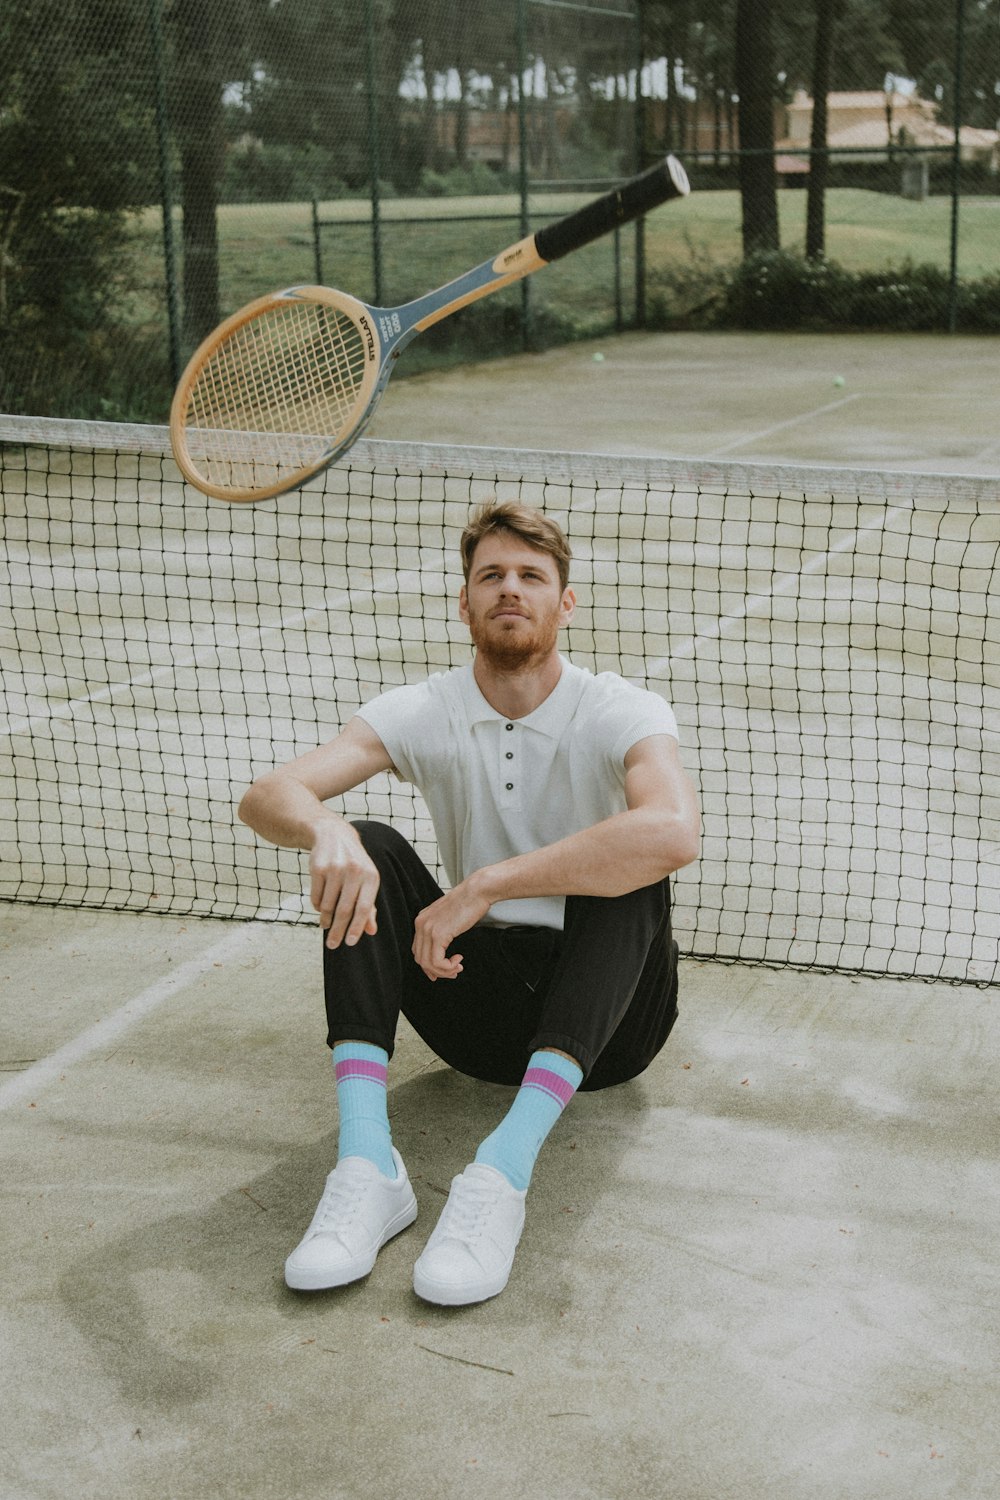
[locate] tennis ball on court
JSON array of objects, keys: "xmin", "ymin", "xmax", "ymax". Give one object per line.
[
  {"xmin": 833, "ymin": 374, "xmax": 846, "ymax": 388},
  {"xmin": 592, "ymin": 351, "xmax": 606, "ymax": 362}
]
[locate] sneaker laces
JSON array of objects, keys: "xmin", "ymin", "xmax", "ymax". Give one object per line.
[
  {"xmin": 440, "ymin": 1175, "xmax": 498, "ymax": 1242},
  {"xmin": 312, "ymin": 1166, "xmax": 367, "ymax": 1233}
]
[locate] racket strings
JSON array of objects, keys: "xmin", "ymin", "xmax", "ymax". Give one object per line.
[{"xmin": 184, "ymin": 302, "xmax": 369, "ymax": 493}]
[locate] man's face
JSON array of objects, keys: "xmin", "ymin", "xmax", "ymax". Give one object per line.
[{"xmin": 459, "ymin": 530, "xmax": 575, "ymax": 669}]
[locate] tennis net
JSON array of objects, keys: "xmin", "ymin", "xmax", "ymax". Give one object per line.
[{"xmin": 1, "ymin": 414, "xmax": 998, "ymax": 985}]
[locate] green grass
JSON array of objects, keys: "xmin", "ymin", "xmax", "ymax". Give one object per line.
[
  {"xmin": 644, "ymin": 187, "xmax": 1000, "ymax": 277},
  {"xmin": 131, "ymin": 185, "xmax": 1000, "ymax": 343},
  {"xmin": 132, "ymin": 189, "xmax": 641, "ymax": 326}
]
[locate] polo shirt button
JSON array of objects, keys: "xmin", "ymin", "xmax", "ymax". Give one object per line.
[
  {"xmin": 506, "ymin": 782, "xmax": 513, "ymax": 790},
  {"xmin": 505, "ymin": 751, "xmax": 513, "ymax": 760},
  {"xmin": 505, "ymin": 723, "xmax": 514, "ymax": 731}
]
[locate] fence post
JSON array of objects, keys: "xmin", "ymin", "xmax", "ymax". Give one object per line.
[
  {"xmin": 516, "ymin": 0, "xmax": 531, "ymax": 349},
  {"xmin": 634, "ymin": 0, "xmax": 646, "ymax": 328},
  {"xmin": 365, "ymin": 0, "xmax": 384, "ymax": 306},
  {"xmin": 147, "ymin": 0, "xmax": 181, "ymax": 384},
  {"xmin": 311, "ymin": 198, "xmax": 323, "ymax": 285}
]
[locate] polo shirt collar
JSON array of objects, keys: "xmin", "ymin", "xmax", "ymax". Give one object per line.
[{"xmin": 464, "ymin": 656, "xmax": 582, "ymax": 738}]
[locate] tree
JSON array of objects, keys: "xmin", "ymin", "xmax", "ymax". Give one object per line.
[
  {"xmin": 643, "ymin": 0, "xmax": 737, "ymax": 158},
  {"xmin": 170, "ymin": 0, "xmax": 226, "ymax": 344},
  {"xmin": 735, "ymin": 0, "xmax": 780, "ymax": 253},
  {"xmin": 889, "ymin": 0, "xmax": 1000, "ymax": 131},
  {"xmin": 0, "ymin": 0, "xmax": 160, "ymax": 414},
  {"xmin": 165, "ymin": 0, "xmax": 279, "ymax": 348},
  {"xmin": 235, "ymin": 0, "xmax": 371, "ymax": 186},
  {"xmin": 805, "ymin": 0, "xmax": 836, "ymax": 261}
]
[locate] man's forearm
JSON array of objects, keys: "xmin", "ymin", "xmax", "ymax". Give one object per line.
[
  {"xmin": 237, "ymin": 771, "xmax": 351, "ymax": 852},
  {"xmin": 239, "ymin": 764, "xmax": 382, "ymax": 949},
  {"xmin": 470, "ymin": 807, "xmax": 698, "ymax": 907},
  {"xmin": 238, "ymin": 718, "xmax": 394, "ymax": 855}
]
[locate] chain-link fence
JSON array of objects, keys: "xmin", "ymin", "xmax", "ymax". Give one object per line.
[{"xmin": 1, "ymin": 0, "xmax": 997, "ymax": 422}]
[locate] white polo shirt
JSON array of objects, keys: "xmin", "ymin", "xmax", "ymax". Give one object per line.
[{"xmin": 356, "ymin": 656, "xmax": 678, "ymax": 931}]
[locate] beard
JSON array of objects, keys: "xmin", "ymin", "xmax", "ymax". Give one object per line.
[{"xmin": 466, "ymin": 606, "xmax": 561, "ymax": 671}]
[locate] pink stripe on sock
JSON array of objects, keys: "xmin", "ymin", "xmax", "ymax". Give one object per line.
[
  {"xmin": 523, "ymin": 1067, "xmax": 576, "ymax": 1108},
  {"xmin": 335, "ymin": 1058, "xmax": 388, "ymax": 1086}
]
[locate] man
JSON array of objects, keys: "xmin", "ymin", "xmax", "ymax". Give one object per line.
[{"xmin": 238, "ymin": 500, "xmax": 700, "ymax": 1305}]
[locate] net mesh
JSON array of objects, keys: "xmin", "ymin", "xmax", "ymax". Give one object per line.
[{"xmin": 2, "ymin": 415, "xmax": 998, "ymax": 985}]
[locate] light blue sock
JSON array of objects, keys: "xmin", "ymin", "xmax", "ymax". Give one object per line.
[
  {"xmin": 474, "ymin": 1050, "xmax": 584, "ymax": 1191},
  {"xmin": 332, "ymin": 1042, "xmax": 396, "ymax": 1179}
]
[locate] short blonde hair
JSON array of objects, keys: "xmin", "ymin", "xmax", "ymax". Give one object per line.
[{"xmin": 460, "ymin": 500, "xmax": 572, "ymax": 591}]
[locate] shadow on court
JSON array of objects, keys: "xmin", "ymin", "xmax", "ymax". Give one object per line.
[{"xmin": 1, "ymin": 902, "xmax": 997, "ymax": 1499}]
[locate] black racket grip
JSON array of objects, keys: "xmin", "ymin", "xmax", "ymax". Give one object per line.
[{"xmin": 534, "ymin": 156, "xmax": 689, "ymax": 264}]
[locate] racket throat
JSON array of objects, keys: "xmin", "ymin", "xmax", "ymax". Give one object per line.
[
  {"xmin": 373, "ymin": 237, "xmax": 546, "ymax": 347},
  {"xmin": 366, "ymin": 307, "xmax": 416, "ymax": 356}
]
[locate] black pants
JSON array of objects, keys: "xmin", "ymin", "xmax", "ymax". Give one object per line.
[{"xmin": 323, "ymin": 821, "xmax": 679, "ymax": 1092}]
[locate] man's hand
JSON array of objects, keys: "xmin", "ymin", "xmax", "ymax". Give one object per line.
[
  {"xmin": 310, "ymin": 821, "xmax": 381, "ymax": 950},
  {"xmin": 237, "ymin": 718, "xmax": 398, "ymax": 953},
  {"xmin": 412, "ymin": 879, "xmax": 491, "ymax": 981}
]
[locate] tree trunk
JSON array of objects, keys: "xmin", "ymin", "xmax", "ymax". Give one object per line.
[
  {"xmin": 806, "ymin": 0, "xmax": 836, "ymax": 261},
  {"xmin": 179, "ymin": 124, "xmax": 221, "ymax": 345},
  {"xmin": 172, "ymin": 0, "xmax": 223, "ymax": 348},
  {"xmin": 422, "ymin": 41, "xmax": 439, "ymax": 172},
  {"xmin": 664, "ymin": 43, "xmax": 676, "ymax": 147},
  {"xmin": 735, "ymin": 0, "xmax": 780, "ymax": 255},
  {"xmin": 455, "ymin": 74, "xmax": 470, "ymax": 168}
]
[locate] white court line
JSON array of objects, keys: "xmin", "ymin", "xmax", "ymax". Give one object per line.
[
  {"xmin": 1, "ymin": 559, "xmax": 447, "ymax": 742},
  {"xmin": 647, "ymin": 498, "xmax": 912, "ymax": 673},
  {"xmin": 0, "ymin": 894, "xmax": 309, "ymax": 1112},
  {"xmin": 702, "ymin": 394, "xmax": 862, "ymax": 458}
]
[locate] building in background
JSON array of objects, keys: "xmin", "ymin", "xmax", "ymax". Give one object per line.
[{"xmin": 777, "ymin": 88, "xmax": 1000, "ymax": 179}]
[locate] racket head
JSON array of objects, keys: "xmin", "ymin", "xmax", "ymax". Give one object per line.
[{"xmin": 169, "ymin": 286, "xmax": 383, "ymax": 502}]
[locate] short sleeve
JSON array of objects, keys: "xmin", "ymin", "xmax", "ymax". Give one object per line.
[
  {"xmin": 584, "ymin": 676, "xmax": 678, "ymax": 765},
  {"xmin": 355, "ymin": 679, "xmax": 437, "ymax": 784},
  {"xmin": 611, "ymin": 691, "xmax": 677, "ymax": 761}
]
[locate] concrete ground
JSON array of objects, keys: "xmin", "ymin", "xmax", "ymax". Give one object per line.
[
  {"xmin": 3, "ymin": 331, "xmax": 998, "ymax": 1498},
  {"xmin": 1, "ymin": 901, "xmax": 997, "ymax": 1500}
]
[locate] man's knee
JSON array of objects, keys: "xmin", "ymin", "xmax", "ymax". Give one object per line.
[
  {"xmin": 565, "ymin": 878, "xmax": 670, "ymax": 938},
  {"xmin": 349, "ymin": 821, "xmax": 439, "ymax": 898},
  {"xmin": 350, "ymin": 819, "xmax": 413, "ymax": 863}
]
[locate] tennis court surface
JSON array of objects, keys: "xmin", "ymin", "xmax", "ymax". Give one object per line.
[
  {"xmin": 1, "ymin": 341, "xmax": 998, "ymax": 1499},
  {"xmin": 370, "ymin": 328, "xmax": 1000, "ymax": 474}
]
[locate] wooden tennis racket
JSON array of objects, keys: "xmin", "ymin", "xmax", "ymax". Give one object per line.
[{"xmin": 170, "ymin": 156, "xmax": 690, "ymax": 502}]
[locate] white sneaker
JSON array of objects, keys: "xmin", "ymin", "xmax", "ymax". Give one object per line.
[
  {"xmin": 413, "ymin": 1163, "xmax": 527, "ymax": 1306},
  {"xmin": 284, "ymin": 1148, "xmax": 417, "ymax": 1291}
]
